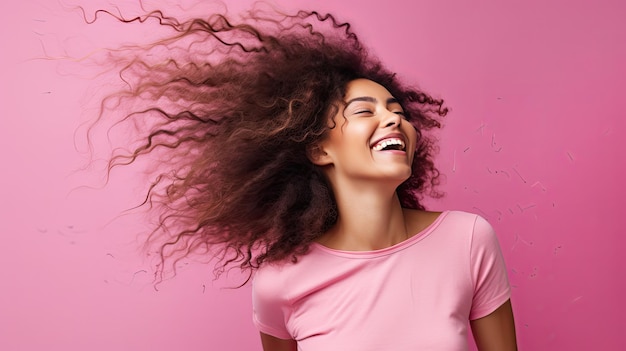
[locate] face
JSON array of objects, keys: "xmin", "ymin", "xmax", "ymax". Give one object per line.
[{"xmin": 313, "ymin": 79, "xmax": 418, "ymax": 186}]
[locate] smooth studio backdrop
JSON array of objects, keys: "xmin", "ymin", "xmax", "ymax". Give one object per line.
[{"xmin": 1, "ymin": 0, "xmax": 624, "ymax": 350}]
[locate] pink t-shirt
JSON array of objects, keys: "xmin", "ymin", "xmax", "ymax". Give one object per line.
[{"xmin": 252, "ymin": 211, "xmax": 511, "ymax": 350}]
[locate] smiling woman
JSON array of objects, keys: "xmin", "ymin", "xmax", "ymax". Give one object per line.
[
  {"xmin": 92, "ymin": 4, "xmax": 516, "ymax": 350},
  {"xmin": 311, "ymin": 79, "xmax": 418, "ymax": 188}
]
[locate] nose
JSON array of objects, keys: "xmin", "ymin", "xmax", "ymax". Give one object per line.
[{"xmin": 382, "ymin": 109, "xmax": 402, "ymax": 128}]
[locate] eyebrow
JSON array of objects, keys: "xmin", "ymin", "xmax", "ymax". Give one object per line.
[{"xmin": 345, "ymin": 96, "xmax": 400, "ymax": 107}]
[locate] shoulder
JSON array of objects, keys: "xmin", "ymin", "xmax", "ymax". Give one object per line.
[
  {"xmin": 403, "ymin": 209, "xmax": 486, "ymax": 236},
  {"xmin": 253, "ymin": 255, "xmax": 322, "ymax": 301},
  {"xmin": 404, "ymin": 210, "xmax": 500, "ymax": 254},
  {"xmin": 402, "ymin": 209, "xmax": 443, "ymax": 236},
  {"xmin": 252, "ymin": 262, "xmax": 297, "ymax": 340},
  {"xmin": 252, "ymin": 262, "xmax": 295, "ymax": 324},
  {"xmin": 438, "ymin": 210, "xmax": 499, "ymax": 250},
  {"xmin": 253, "ymin": 261, "xmax": 292, "ymax": 297}
]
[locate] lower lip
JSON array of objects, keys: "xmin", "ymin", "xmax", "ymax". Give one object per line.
[{"xmin": 373, "ymin": 149, "xmax": 407, "ymax": 155}]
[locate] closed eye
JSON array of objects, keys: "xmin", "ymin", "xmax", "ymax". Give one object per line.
[{"xmin": 393, "ymin": 110, "xmax": 408, "ymax": 118}]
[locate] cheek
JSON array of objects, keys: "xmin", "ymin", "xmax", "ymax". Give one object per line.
[
  {"xmin": 406, "ymin": 126, "xmax": 419, "ymax": 147},
  {"xmin": 331, "ymin": 122, "xmax": 373, "ymax": 150},
  {"xmin": 352, "ymin": 123, "xmax": 376, "ymax": 142}
]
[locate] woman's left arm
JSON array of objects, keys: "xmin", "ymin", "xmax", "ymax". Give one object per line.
[{"xmin": 470, "ymin": 299, "xmax": 518, "ymax": 351}]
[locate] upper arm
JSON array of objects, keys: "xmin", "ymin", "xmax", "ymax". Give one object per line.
[
  {"xmin": 469, "ymin": 215, "xmax": 511, "ymax": 319},
  {"xmin": 470, "ymin": 299, "xmax": 517, "ymax": 351},
  {"xmin": 252, "ymin": 268, "xmax": 293, "ymax": 340},
  {"xmin": 260, "ymin": 332, "xmax": 297, "ymax": 351}
]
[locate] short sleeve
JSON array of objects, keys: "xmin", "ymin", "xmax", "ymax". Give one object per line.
[
  {"xmin": 469, "ymin": 215, "xmax": 511, "ymax": 320},
  {"xmin": 251, "ymin": 266, "xmax": 293, "ymax": 339}
]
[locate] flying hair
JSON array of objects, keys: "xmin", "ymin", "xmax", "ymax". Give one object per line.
[{"xmin": 85, "ymin": 4, "xmax": 448, "ymax": 282}]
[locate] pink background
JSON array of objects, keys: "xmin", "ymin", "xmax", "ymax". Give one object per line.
[{"xmin": 1, "ymin": 0, "xmax": 624, "ymax": 350}]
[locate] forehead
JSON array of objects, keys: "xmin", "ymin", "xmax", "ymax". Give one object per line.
[{"xmin": 344, "ymin": 79, "xmax": 394, "ymax": 101}]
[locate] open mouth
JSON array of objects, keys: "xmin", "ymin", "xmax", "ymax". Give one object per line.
[{"xmin": 371, "ymin": 138, "xmax": 406, "ymax": 151}]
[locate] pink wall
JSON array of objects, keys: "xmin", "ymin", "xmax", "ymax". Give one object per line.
[{"xmin": 1, "ymin": 0, "xmax": 624, "ymax": 350}]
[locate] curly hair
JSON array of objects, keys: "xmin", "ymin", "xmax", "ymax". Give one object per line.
[{"xmin": 91, "ymin": 6, "xmax": 448, "ymax": 278}]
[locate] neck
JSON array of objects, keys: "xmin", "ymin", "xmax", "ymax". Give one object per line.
[{"xmin": 319, "ymin": 178, "xmax": 409, "ymax": 251}]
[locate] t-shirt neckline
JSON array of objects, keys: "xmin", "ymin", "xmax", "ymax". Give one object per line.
[{"xmin": 310, "ymin": 210, "xmax": 450, "ymax": 258}]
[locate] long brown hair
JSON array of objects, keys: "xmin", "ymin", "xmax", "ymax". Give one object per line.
[{"xmin": 90, "ymin": 6, "xmax": 447, "ymax": 279}]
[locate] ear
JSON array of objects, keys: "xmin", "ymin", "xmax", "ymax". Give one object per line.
[{"xmin": 306, "ymin": 144, "xmax": 333, "ymax": 166}]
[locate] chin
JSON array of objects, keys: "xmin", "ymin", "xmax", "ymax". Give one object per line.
[{"xmin": 381, "ymin": 169, "xmax": 412, "ymax": 183}]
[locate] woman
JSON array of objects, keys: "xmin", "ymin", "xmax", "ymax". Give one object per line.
[{"xmin": 95, "ymin": 6, "xmax": 517, "ymax": 350}]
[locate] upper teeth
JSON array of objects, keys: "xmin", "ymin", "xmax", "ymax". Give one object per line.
[{"xmin": 372, "ymin": 138, "xmax": 405, "ymax": 151}]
